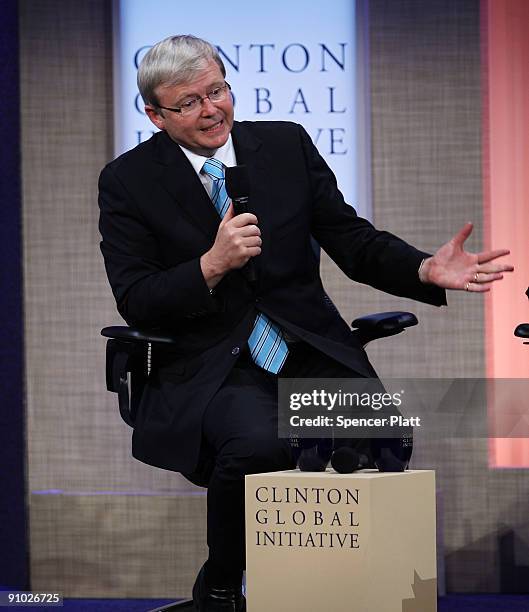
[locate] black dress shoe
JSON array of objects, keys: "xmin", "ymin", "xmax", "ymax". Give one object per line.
[{"xmin": 192, "ymin": 565, "xmax": 245, "ymax": 611}]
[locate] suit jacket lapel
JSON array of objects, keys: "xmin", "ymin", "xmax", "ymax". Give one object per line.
[
  {"xmin": 154, "ymin": 131, "xmax": 220, "ymax": 244},
  {"xmin": 152, "ymin": 126, "xmax": 270, "ymax": 286}
]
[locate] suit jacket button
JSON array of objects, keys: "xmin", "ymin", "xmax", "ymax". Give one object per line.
[{"xmin": 231, "ymin": 346, "xmax": 240, "ymax": 356}]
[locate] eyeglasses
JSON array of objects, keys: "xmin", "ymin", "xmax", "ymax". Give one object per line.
[{"xmin": 157, "ymin": 82, "xmax": 232, "ymax": 116}]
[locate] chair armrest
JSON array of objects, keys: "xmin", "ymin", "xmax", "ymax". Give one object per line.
[
  {"xmin": 101, "ymin": 326, "xmax": 180, "ymax": 427},
  {"xmin": 515, "ymin": 324, "xmax": 529, "ymax": 339},
  {"xmin": 101, "ymin": 326, "xmax": 179, "ymax": 345},
  {"xmin": 351, "ymin": 311, "xmax": 418, "ymax": 346}
]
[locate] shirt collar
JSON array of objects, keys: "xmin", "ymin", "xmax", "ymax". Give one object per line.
[{"xmin": 178, "ymin": 134, "xmax": 236, "ymax": 176}]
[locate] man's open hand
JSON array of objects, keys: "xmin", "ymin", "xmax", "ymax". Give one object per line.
[{"xmin": 419, "ymin": 222, "xmax": 514, "ymax": 292}]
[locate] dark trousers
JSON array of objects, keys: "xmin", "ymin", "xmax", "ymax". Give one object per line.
[{"xmin": 196, "ymin": 342, "xmax": 364, "ymax": 585}]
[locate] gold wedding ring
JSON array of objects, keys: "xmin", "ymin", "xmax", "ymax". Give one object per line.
[
  {"xmin": 465, "ymin": 282, "xmax": 470, "ymax": 291},
  {"xmin": 474, "ymin": 272, "xmax": 479, "ymax": 282}
]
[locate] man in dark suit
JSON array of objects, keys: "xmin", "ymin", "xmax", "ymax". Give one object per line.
[{"xmin": 99, "ymin": 35, "xmax": 512, "ymax": 611}]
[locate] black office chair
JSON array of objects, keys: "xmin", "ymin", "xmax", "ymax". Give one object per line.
[
  {"xmin": 515, "ymin": 324, "xmax": 529, "ymax": 343},
  {"xmin": 513, "ymin": 287, "xmax": 529, "ymax": 344},
  {"xmin": 101, "ymin": 311, "xmax": 417, "ymax": 611},
  {"xmin": 101, "ymin": 311, "xmax": 417, "ymax": 434}
]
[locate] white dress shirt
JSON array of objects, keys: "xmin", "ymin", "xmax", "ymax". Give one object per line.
[{"xmin": 179, "ymin": 135, "xmax": 237, "ymax": 199}]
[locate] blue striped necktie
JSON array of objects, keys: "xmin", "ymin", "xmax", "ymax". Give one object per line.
[{"xmin": 202, "ymin": 158, "xmax": 289, "ymax": 374}]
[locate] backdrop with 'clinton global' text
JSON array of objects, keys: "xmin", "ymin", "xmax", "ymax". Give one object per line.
[{"xmin": 112, "ymin": 0, "xmax": 372, "ymax": 218}]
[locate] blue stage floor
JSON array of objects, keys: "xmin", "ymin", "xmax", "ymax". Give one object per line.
[{"xmin": 14, "ymin": 595, "xmax": 529, "ymax": 611}]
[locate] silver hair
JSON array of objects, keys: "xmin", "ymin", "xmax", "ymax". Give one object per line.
[{"xmin": 137, "ymin": 35, "xmax": 226, "ymax": 107}]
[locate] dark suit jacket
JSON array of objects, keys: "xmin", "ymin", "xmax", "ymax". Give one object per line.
[{"xmin": 98, "ymin": 120, "xmax": 446, "ymax": 473}]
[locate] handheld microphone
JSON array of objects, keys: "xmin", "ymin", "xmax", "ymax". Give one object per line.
[
  {"xmin": 371, "ymin": 434, "xmax": 413, "ymax": 473},
  {"xmin": 298, "ymin": 438, "xmax": 333, "ymax": 472},
  {"xmin": 331, "ymin": 447, "xmax": 370, "ymax": 474},
  {"xmin": 225, "ymin": 165, "xmax": 256, "ymax": 284},
  {"xmin": 225, "ymin": 165, "xmax": 250, "ymax": 215}
]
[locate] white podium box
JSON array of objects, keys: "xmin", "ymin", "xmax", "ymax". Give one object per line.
[{"xmin": 245, "ymin": 469, "xmax": 436, "ymax": 612}]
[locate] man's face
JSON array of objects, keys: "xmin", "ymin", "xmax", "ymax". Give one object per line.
[{"xmin": 145, "ymin": 60, "xmax": 234, "ymax": 157}]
